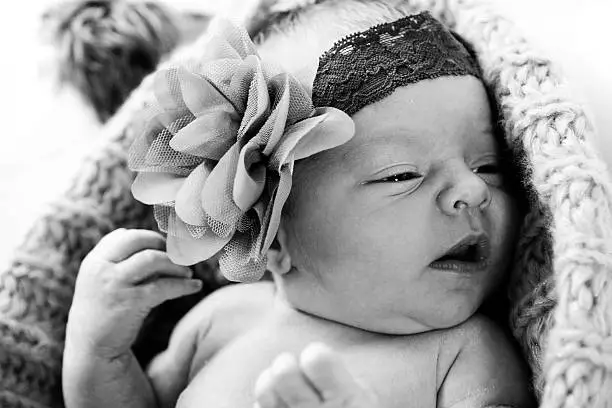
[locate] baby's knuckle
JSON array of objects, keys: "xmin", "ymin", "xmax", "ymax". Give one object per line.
[
  {"xmin": 132, "ymin": 229, "xmax": 163, "ymax": 241},
  {"xmin": 140, "ymin": 248, "xmax": 163, "ymax": 263},
  {"xmin": 98, "ymin": 228, "xmax": 128, "ymax": 244}
]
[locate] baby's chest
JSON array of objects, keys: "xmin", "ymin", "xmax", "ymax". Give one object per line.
[{"xmin": 178, "ymin": 331, "xmax": 441, "ymax": 408}]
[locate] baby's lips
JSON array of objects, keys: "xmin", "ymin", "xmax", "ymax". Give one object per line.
[{"xmin": 434, "ymin": 232, "xmax": 490, "ymax": 263}]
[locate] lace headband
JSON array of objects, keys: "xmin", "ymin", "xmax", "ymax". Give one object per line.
[
  {"xmin": 128, "ymin": 12, "xmax": 483, "ymax": 282},
  {"xmin": 312, "ymin": 11, "xmax": 482, "ymax": 115}
]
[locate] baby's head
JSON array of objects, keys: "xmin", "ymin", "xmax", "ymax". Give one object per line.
[
  {"xmin": 129, "ymin": 0, "xmax": 523, "ymax": 335},
  {"xmin": 258, "ymin": 1, "xmax": 521, "ymax": 334}
]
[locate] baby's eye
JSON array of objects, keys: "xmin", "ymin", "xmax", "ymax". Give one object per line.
[
  {"xmin": 370, "ymin": 171, "xmax": 424, "ymax": 195},
  {"xmin": 376, "ymin": 172, "xmax": 422, "ymax": 183},
  {"xmin": 473, "ymin": 163, "xmax": 503, "ymax": 186},
  {"xmin": 473, "ymin": 164, "xmax": 500, "ymax": 174}
]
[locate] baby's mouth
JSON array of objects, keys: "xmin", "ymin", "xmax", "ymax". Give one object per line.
[{"xmin": 429, "ymin": 233, "xmax": 491, "ymax": 273}]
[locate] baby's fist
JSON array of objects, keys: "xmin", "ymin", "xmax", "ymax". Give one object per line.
[{"xmin": 66, "ymin": 229, "xmax": 202, "ymax": 359}]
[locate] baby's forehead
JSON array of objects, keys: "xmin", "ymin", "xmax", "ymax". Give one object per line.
[{"xmin": 342, "ymin": 79, "xmax": 496, "ymax": 156}]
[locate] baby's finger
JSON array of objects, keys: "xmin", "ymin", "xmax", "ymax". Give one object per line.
[
  {"xmin": 118, "ymin": 249, "xmax": 193, "ymax": 285},
  {"xmin": 269, "ymin": 353, "xmax": 321, "ymax": 407},
  {"xmin": 299, "ymin": 343, "xmax": 361, "ymax": 402},
  {"xmin": 95, "ymin": 229, "xmax": 165, "ymax": 262},
  {"xmin": 254, "ymin": 368, "xmax": 287, "ymax": 408},
  {"xmin": 137, "ymin": 277, "xmax": 203, "ymax": 308}
]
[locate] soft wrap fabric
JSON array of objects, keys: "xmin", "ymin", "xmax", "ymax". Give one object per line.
[{"xmin": 0, "ymin": 1, "xmax": 610, "ymax": 407}]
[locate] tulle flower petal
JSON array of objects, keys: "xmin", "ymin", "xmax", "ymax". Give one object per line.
[
  {"xmin": 153, "ymin": 68, "xmax": 188, "ymax": 113},
  {"xmin": 233, "ymin": 142, "xmax": 266, "ymax": 211},
  {"xmin": 128, "ymin": 19, "xmax": 356, "ymax": 282},
  {"xmin": 200, "ymin": 143, "xmax": 242, "ymax": 228},
  {"xmin": 261, "ymin": 167, "xmax": 293, "ymax": 252},
  {"xmin": 170, "ymin": 111, "xmax": 239, "ymax": 159},
  {"xmin": 167, "ymin": 230, "xmax": 232, "ymax": 265},
  {"xmin": 131, "ymin": 172, "xmax": 184, "ymax": 205},
  {"xmin": 174, "ymin": 162, "xmax": 212, "ymax": 226},
  {"xmin": 293, "ymin": 107, "xmax": 356, "ymax": 160},
  {"xmin": 176, "ymin": 66, "xmax": 238, "ymax": 117},
  {"xmin": 205, "ymin": 19, "xmax": 258, "ymax": 60},
  {"xmin": 236, "ymin": 56, "xmax": 271, "ymax": 137}
]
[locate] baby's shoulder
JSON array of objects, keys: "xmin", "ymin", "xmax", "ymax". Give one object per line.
[
  {"xmin": 180, "ymin": 281, "xmax": 276, "ymax": 343},
  {"xmin": 425, "ymin": 314, "xmax": 511, "ymax": 375},
  {"xmin": 204, "ymin": 280, "xmax": 276, "ymax": 323},
  {"xmin": 435, "ymin": 314, "xmax": 535, "ymax": 407},
  {"xmin": 443, "ymin": 313, "xmax": 509, "ymax": 348},
  {"xmin": 437, "ymin": 313, "xmax": 521, "ymax": 367}
]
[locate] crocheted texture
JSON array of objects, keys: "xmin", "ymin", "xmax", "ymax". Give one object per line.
[
  {"xmin": 0, "ymin": 29, "xmax": 227, "ymax": 405},
  {"xmin": 400, "ymin": 1, "xmax": 612, "ymax": 407},
  {"xmin": 1, "ymin": 1, "xmax": 611, "ymax": 407},
  {"xmin": 312, "ymin": 11, "xmax": 481, "ymax": 115}
]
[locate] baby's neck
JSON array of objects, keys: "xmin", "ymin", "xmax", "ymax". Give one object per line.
[
  {"xmin": 270, "ymin": 272, "xmax": 437, "ymax": 336},
  {"xmin": 268, "ymin": 282, "xmax": 384, "ymax": 344}
]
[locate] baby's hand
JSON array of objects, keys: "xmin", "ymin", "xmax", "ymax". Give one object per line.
[
  {"xmin": 65, "ymin": 229, "xmax": 202, "ymax": 360},
  {"xmin": 254, "ymin": 343, "xmax": 378, "ymax": 408}
]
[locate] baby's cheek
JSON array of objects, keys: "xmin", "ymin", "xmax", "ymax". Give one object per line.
[
  {"xmin": 283, "ymin": 200, "xmax": 338, "ymax": 273},
  {"xmin": 496, "ymin": 190, "xmax": 520, "ymax": 250},
  {"xmin": 488, "ymin": 190, "xmax": 520, "ymax": 278}
]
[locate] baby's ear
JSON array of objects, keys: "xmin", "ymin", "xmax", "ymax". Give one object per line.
[{"xmin": 266, "ymin": 225, "xmax": 292, "ymax": 276}]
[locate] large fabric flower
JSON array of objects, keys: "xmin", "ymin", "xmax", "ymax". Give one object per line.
[{"xmin": 128, "ymin": 19, "xmax": 355, "ymax": 282}]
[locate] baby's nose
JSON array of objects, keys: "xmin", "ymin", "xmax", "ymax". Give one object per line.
[{"xmin": 438, "ymin": 167, "xmax": 492, "ymax": 215}]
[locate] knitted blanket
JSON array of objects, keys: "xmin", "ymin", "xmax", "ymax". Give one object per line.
[{"xmin": 1, "ymin": 0, "xmax": 611, "ymax": 407}]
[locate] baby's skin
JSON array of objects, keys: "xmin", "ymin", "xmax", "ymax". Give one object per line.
[
  {"xmin": 64, "ymin": 76, "xmax": 535, "ymax": 408},
  {"xmin": 156, "ymin": 281, "xmax": 532, "ymax": 408}
]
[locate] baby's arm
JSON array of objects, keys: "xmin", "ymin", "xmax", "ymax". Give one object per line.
[
  {"xmin": 437, "ymin": 315, "xmax": 536, "ymax": 408},
  {"xmin": 62, "ymin": 229, "xmax": 203, "ymax": 408},
  {"xmin": 146, "ymin": 295, "xmax": 213, "ymax": 407}
]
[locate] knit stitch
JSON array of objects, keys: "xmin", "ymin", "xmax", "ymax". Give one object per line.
[{"xmin": 1, "ymin": 0, "xmax": 610, "ymax": 407}]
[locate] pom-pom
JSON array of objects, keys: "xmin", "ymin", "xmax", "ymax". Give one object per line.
[{"xmin": 42, "ymin": 0, "xmax": 181, "ymax": 122}]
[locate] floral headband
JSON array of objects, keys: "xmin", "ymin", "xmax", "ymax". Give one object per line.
[
  {"xmin": 128, "ymin": 19, "xmax": 355, "ymax": 282},
  {"xmin": 129, "ymin": 12, "xmax": 482, "ymax": 283}
]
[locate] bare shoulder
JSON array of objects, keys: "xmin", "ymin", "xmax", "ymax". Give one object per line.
[
  {"xmin": 145, "ymin": 281, "xmax": 276, "ymax": 407},
  {"xmin": 444, "ymin": 313, "xmax": 513, "ymax": 348},
  {"xmin": 150, "ymin": 281, "xmax": 276, "ymax": 364},
  {"xmin": 180, "ymin": 281, "xmax": 276, "ymax": 350},
  {"xmin": 204, "ymin": 280, "xmax": 276, "ymax": 312},
  {"xmin": 197, "ymin": 280, "xmax": 276, "ymax": 323},
  {"xmin": 437, "ymin": 314, "xmax": 536, "ymax": 408}
]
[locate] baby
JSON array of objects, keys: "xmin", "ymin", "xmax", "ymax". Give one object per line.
[{"xmin": 63, "ymin": 2, "xmax": 535, "ymax": 407}]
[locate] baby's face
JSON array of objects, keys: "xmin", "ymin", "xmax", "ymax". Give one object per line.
[{"xmin": 278, "ymin": 76, "xmax": 520, "ymax": 334}]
